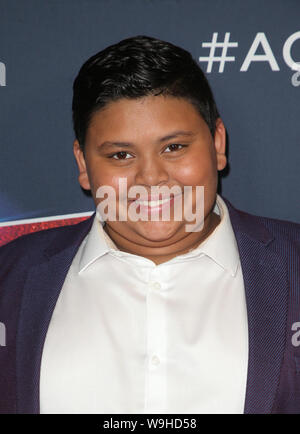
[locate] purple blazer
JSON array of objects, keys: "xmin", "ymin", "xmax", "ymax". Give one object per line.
[{"xmin": 0, "ymin": 198, "xmax": 299, "ymax": 414}]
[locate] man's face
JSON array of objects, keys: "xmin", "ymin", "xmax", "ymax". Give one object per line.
[{"xmin": 74, "ymin": 95, "xmax": 226, "ymax": 247}]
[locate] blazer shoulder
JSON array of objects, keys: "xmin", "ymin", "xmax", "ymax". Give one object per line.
[
  {"xmin": 224, "ymin": 197, "xmax": 300, "ymax": 250},
  {"xmin": 257, "ymin": 214, "xmax": 300, "ymax": 245},
  {"xmin": 0, "ymin": 216, "xmax": 94, "ymax": 270}
]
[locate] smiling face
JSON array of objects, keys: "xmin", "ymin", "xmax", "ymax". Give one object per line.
[{"xmin": 73, "ymin": 95, "xmax": 226, "ymax": 262}]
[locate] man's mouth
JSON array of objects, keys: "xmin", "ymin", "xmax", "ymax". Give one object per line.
[
  {"xmin": 130, "ymin": 193, "xmax": 183, "ymax": 213},
  {"xmin": 134, "ymin": 197, "xmax": 173, "ymax": 207}
]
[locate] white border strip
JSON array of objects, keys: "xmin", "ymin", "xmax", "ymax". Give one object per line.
[{"xmin": 0, "ymin": 211, "xmax": 94, "ymax": 227}]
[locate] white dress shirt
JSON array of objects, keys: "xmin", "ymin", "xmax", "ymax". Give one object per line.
[{"xmin": 40, "ymin": 195, "xmax": 248, "ymax": 414}]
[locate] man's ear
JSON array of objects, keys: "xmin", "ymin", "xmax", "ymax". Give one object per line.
[
  {"xmin": 214, "ymin": 118, "xmax": 227, "ymax": 171},
  {"xmin": 73, "ymin": 140, "xmax": 91, "ymax": 190}
]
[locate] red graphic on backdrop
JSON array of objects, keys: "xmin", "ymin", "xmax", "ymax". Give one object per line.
[{"xmin": 0, "ymin": 217, "xmax": 89, "ymax": 247}]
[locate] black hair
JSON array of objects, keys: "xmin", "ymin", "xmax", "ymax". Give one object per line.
[{"xmin": 72, "ymin": 35, "xmax": 219, "ymax": 151}]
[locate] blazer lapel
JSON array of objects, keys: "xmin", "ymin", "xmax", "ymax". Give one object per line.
[
  {"xmin": 226, "ymin": 200, "xmax": 289, "ymax": 414},
  {"xmin": 15, "ymin": 215, "xmax": 94, "ymax": 413}
]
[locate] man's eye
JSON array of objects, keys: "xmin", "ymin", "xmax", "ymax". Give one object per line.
[
  {"xmin": 110, "ymin": 151, "xmax": 132, "ymax": 160},
  {"xmin": 164, "ymin": 144, "xmax": 186, "ymax": 152}
]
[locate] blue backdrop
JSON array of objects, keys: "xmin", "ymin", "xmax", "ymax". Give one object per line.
[{"xmin": 0, "ymin": 0, "xmax": 299, "ymax": 223}]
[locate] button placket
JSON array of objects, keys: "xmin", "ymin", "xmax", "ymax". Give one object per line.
[
  {"xmin": 144, "ymin": 276, "xmax": 167, "ymax": 412},
  {"xmin": 151, "ymin": 355, "xmax": 160, "ymax": 366},
  {"xmin": 148, "ymin": 281, "xmax": 162, "ymax": 291}
]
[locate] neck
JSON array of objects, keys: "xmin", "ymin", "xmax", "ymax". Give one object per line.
[{"xmin": 104, "ymin": 212, "xmax": 221, "ymax": 265}]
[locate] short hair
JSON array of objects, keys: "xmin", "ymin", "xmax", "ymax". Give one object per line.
[{"xmin": 72, "ymin": 35, "xmax": 219, "ymax": 152}]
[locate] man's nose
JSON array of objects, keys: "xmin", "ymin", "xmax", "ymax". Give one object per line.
[{"xmin": 134, "ymin": 155, "xmax": 169, "ymax": 187}]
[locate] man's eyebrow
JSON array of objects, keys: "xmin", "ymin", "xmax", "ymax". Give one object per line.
[
  {"xmin": 98, "ymin": 131, "xmax": 196, "ymax": 149},
  {"xmin": 158, "ymin": 130, "xmax": 196, "ymax": 142},
  {"xmin": 98, "ymin": 141, "xmax": 133, "ymax": 150}
]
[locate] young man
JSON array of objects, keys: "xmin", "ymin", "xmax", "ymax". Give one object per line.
[{"xmin": 0, "ymin": 36, "xmax": 299, "ymax": 414}]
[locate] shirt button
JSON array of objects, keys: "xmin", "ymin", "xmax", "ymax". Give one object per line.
[
  {"xmin": 151, "ymin": 355, "xmax": 160, "ymax": 366},
  {"xmin": 148, "ymin": 281, "xmax": 161, "ymax": 291}
]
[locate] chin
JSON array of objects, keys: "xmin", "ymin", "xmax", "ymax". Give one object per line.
[{"xmin": 134, "ymin": 220, "xmax": 183, "ymax": 243}]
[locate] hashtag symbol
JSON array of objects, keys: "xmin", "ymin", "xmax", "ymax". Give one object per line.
[{"xmin": 199, "ymin": 33, "xmax": 238, "ymax": 73}]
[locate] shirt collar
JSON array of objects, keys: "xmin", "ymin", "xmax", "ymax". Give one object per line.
[
  {"xmin": 190, "ymin": 195, "xmax": 240, "ymax": 277},
  {"xmin": 78, "ymin": 215, "xmax": 117, "ymax": 273},
  {"xmin": 79, "ymin": 194, "xmax": 240, "ymax": 276}
]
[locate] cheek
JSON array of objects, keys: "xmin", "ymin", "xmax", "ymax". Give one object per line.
[
  {"xmin": 174, "ymin": 155, "xmax": 217, "ymax": 187},
  {"xmin": 88, "ymin": 161, "xmax": 121, "ymax": 189},
  {"xmin": 91, "ymin": 171, "xmax": 136, "ymax": 201}
]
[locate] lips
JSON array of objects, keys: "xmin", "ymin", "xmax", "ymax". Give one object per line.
[
  {"xmin": 130, "ymin": 193, "xmax": 182, "ymax": 203},
  {"xmin": 132, "ymin": 194, "xmax": 181, "ymax": 208},
  {"xmin": 134, "ymin": 197, "xmax": 173, "ymax": 207}
]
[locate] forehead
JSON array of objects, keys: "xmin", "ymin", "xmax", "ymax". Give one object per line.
[{"xmin": 86, "ymin": 95, "xmax": 210, "ymax": 141}]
